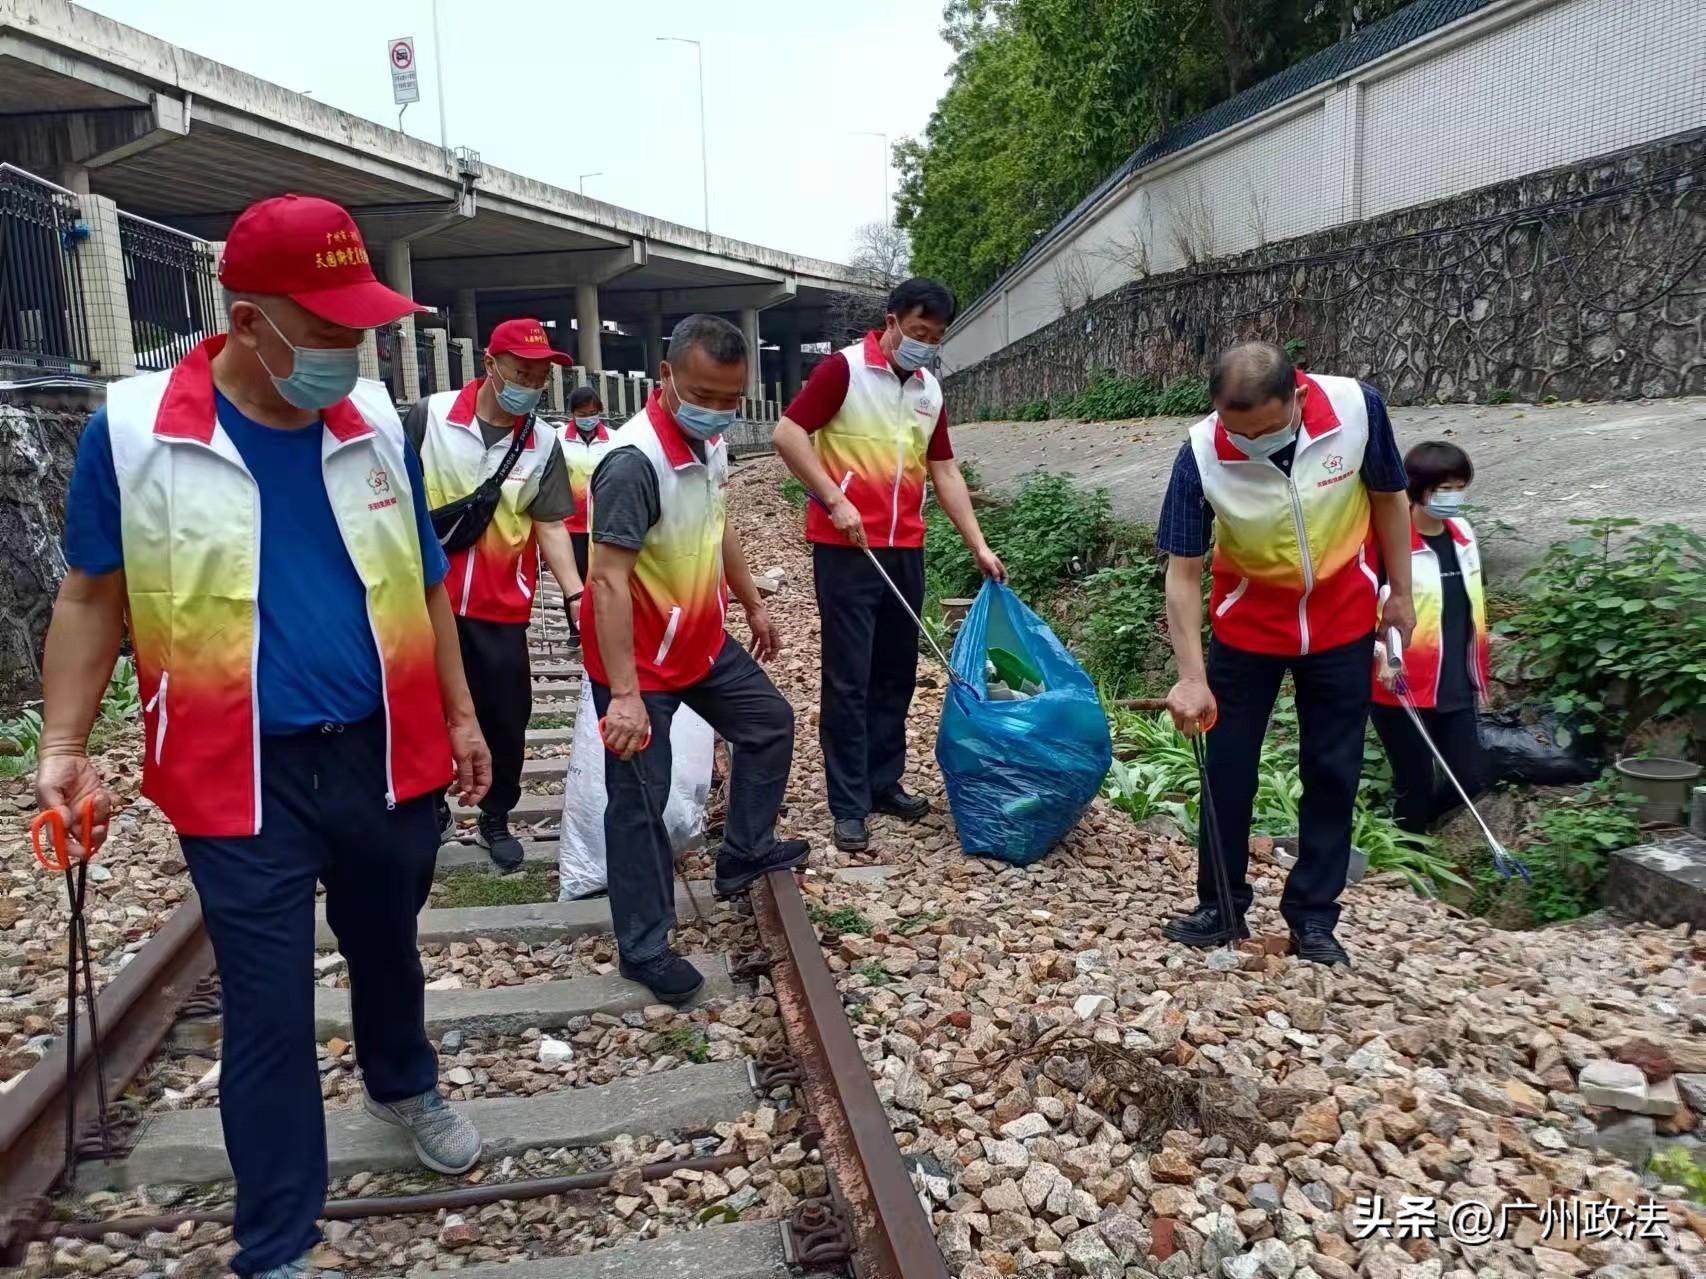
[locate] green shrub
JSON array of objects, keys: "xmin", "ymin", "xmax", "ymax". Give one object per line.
[
  {"xmin": 1475, "ymin": 773, "xmax": 1640, "ymax": 924},
  {"xmin": 1075, "ymin": 562, "xmax": 1168, "ymax": 693},
  {"xmin": 1498, "ymin": 519, "xmax": 1706, "ymax": 738},
  {"xmin": 928, "ymin": 472, "xmax": 1113, "ymax": 605},
  {"xmin": 1486, "ymin": 387, "xmax": 1516, "ymax": 405},
  {"xmin": 1015, "ymin": 398, "xmax": 1051, "ymax": 421},
  {"xmin": 779, "ymin": 475, "xmax": 808, "ymax": 509},
  {"xmin": 1056, "ymin": 370, "xmax": 1211, "ymax": 421},
  {"xmin": 1, "ymin": 658, "xmax": 139, "ymax": 778},
  {"xmin": 975, "ymin": 403, "xmax": 997, "ymax": 422},
  {"xmin": 1650, "ymin": 1146, "xmax": 1706, "ymax": 1203}
]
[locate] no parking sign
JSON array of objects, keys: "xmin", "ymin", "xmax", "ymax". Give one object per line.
[{"xmin": 388, "ymin": 37, "xmax": 420, "ymax": 105}]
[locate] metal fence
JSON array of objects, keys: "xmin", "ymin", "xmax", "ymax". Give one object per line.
[
  {"xmin": 0, "ymin": 164, "xmax": 94, "ymax": 372},
  {"xmin": 415, "ymin": 326, "xmax": 439, "ymax": 397},
  {"xmin": 120, "ymin": 211, "xmax": 219, "ymax": 373}
]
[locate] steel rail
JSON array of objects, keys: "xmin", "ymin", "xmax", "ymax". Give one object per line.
[{"xmin": 750, "ymin": 868, "xmax": 950, "ymax": 1279}]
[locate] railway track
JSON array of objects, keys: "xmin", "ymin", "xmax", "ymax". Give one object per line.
[{"xmin": 0, "ymin": 586, "xmax": 949, "ymax": 1279}]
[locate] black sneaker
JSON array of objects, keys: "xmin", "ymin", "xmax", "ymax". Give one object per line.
[
  {"xmin": 619, "ymin": 950, "xmax": 706, "ymax": 1006},
  {"xmin": 1288, "ymin": 924, "xmax": 1350, "ymax": 966},
  {"xmin": 872, "ymin": 786, "xmax": 931, "ymax": 821},
  {"xmin": 714, "ymin": 839, "xmax": 810, "ymax": 898},
  {"xmin": 832, "ymin": 819, "xmax": 869, "ymax": 852},
  {"xmin": 1161, "ymin": 902, "xmax": 1250, "ymax": 948},
  {"xmin": 474, "ymin": 812, "xmax": 524, "ymax": 872}
]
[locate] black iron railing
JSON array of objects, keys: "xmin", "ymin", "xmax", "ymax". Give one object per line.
[
  {"xmin": 415, "ymin": 326, "xmax": 439, "ymax": 398},
  {"xmin": 0, "ymin": 165, "xmax": 94, "ymax": 372},
  {"xmin": 120, "ymin": 212, "xmax": 219, "ymax": 373}
]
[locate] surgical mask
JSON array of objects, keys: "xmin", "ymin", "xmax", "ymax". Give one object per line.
[
  {"xmin": 490, "ymin": 366, "xmax": 542, "ymax": 417},
  {"xmin": 670, "ymin": 385, "xmax": 736, "ymax": 441},
  {"xmin": 1426, "ymin": 490, "xmax": 1468, "ymax": 518},
  {"xmin": 252, "ymin": 306, "xmax": 361, "ymax": 410},
  {"xmin": 893, "ymin": 334, "xmax": 938, "ymax": 372},
  {"xmin": 573, "ymin": 415, "xmax": 601, "ymax": 435},
  {"xmin": 1227, "ymin": 424, "xmax": 1296, "ymax": 460}
]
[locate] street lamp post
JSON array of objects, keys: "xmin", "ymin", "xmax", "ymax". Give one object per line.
[
  {"xmin": 579, "ymin": 171, "xmax": 604, "ymax": 195},
  {"xmin": 657, "ymin": 36, "xmax": 709, "ymax": 234},
  {"xmin": 856, "ymin": 130, "xmax": 890, "ymax": 224}
]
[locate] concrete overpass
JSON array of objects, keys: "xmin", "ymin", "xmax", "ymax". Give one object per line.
[{"xmin": 0, "ymin": 0, "xmax": 876, "ymax": 400}]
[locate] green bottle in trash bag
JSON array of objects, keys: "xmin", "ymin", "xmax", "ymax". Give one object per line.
[{"xmin": 986, "ymin": 645, "xmax": 1043, "ymax": 692}]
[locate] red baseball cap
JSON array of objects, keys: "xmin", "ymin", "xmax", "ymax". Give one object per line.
[
  {"xmin": 486, "ymin": 317, "xmax": 573, "ymax": 366},
  {"xmin": 218, "ymin": 194, "xmax": 427, "ymax": 329}
]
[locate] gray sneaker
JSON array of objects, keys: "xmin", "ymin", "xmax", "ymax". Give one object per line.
[
  {"xmin": 364, "ymin": 1088, "xmax": 483, "ymax": 1174},
  {"xmin": 254, "ymin": 1256, "xmax": 312, "ymax": 1279}
]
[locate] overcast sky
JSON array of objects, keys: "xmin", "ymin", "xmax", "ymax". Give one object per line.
[{"xmin": 80, "ymin": 0, "xmax": 954, "ymax": 264}]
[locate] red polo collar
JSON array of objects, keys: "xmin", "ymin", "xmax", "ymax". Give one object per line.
[
  {"xmin": 1213, "ymin": 371, "xmax": 1340, "ymax": 461},
  {"xmin": 573, "ymin": 421, "xmax": 611, "ymax": 443},
  {"xmin": 645, "ymin": 387, "xmax": 717, "ymax": 468},
  {"xmin": 861, "ymin": 330, "xmax": 923, "ymax": 383},
  {"xmin": 1410, "ymin": 517, "xmax": 1472, "ymax": 552},
  {"xmin": 153, "ymin": 335, "xmax": 373, "ymax": 445}
]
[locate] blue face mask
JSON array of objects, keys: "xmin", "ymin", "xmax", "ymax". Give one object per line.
[
  {"xmin": 573, "ymin": 415, "xmax": 602, "ymax": 434},
  {"xmin": 1227, "ymin": 423, "xmax": 1296, "ymax": 459},
  {"xmin": 894, "ymin": 334, "xmax": 938, "ymax": 371},
  {"xmin": 253, "ymin": 306, "xmax": 361, "ymax": 410},
  {"xmin": 670, "ymin": 384, "xmax": 736, "ymax": 441},
  {"xmin": 1426, "ymin": 490, "xmax": 1468, "ymax": 518},
  {"xmin": 490, "ymin": 366, "xmax": 543, "ymax": 417}
]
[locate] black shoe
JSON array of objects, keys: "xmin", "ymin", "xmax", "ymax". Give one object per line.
[
  {"xmin": 619, "ymin": 950, "xmax": 706, "ymax": 1006},
  {"xmin": 1288, "ymin": 924, "xmax": 1350, "ymax": 966},
  {"xmin": 475, "ymin": 812, "xmax": 524, "ymax": 871},
  {"xmin": 832, "ymin": 819, "xmax": 869, "ymax": 852},
  {"xmin": 714, "ymin": 839, "xmax": 811, "ymax": 898},
  {"xmin": 871, "ymin": 786, "xmax": 931, "ymax": 821},
  {"xmin": 1161, "ymin": 903, "xmax": 1250, "ymax": 948}
]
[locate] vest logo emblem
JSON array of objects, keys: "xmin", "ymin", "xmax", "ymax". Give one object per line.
[
  {"xmin": 1324, "ymin": 454, "xmax": 1344, "ymax": 473},
  {"xmin": 368, "ymin": 467, "xmax": 392, "ymax": 495}
]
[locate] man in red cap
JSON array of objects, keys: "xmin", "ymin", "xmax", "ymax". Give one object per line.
[
  {"xmin": 37, "ymin": 193, "xmax": 491, "ymax": 1279},
  {"xmin": 402, "ymin": 317, "xmax": 584, "ymax": 869}
]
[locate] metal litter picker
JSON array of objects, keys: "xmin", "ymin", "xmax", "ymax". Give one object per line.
[{"xmin": 1384, "ymin": 628, "xmax": 1529, "ymax": 881}]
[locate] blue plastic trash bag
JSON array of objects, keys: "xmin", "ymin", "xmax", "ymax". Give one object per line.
[{"xmin": 935, "ymin": 580, "xmax": 1112, "ymax": 865}]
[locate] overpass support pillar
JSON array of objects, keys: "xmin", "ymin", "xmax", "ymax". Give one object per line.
[
  {"xmin": 385, "ymin": 240, "xmax": 420, "ymax": 402},
  {"xmin": 454, "ymin": 288, "xmax": 479, "ymax": 346},
  {"xmin": 576, "ymin": 285, "xmax": 603, "ymax": 374},
  {"xmin": 641, "ymin": 298, "xmax": 664, "ymax": 377},
  {"xmin": 739, "ymin": 306, "xmax": 762, "ymax": 401},
  {"xmin": 778, "ymin": 313, "xmax": 803, "ymax": 403}
]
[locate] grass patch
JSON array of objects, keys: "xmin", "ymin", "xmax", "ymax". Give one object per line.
[
  {"xmin": 661, "ymin": 1025, "xmax": 711, "ymax": 1063},
  {"xmin": 854, "ymin": 959, "xmax": 892, "ymax": 985},
  {"xmin": 436, "ymin": 864, "xmax": 557, "ymax": 908},
  {"xmin": 780, "ymin": 475, "xmax": 808, "ymax": 509},
  {"xmin": 894, "ymin": 910, "xmax": 945, "ymax": 936},
  {"xmin": 807, "ymin": 902, "xmax": 871, "ymax": 935},
  {"xmin": 530, "ymin": 712, "xmax": 575, "ymax": 730}
]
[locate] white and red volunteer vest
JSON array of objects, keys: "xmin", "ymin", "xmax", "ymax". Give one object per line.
[
  {"xmin": 105, "ymin": 337, "xmax": 451, "ymax": 838},
  {"xmin": 581, "ymin": 391, "xmax": 729, "ymax": 692},
  {"xmin": 418, "ymin": 379, "xmax": 552, "ymax": 624},
  {"xmin": 560, "ymin": 421, "xmax": 613, "ymax": 535},
  {"xmin": 805, "ymin": 332, "xmax": 940, "ymax": 549},
  {"xmin": 1372, "ymin": 518, "xmax": 1490, "ymax": 708},
  {"xmin": 1191, "ymin": 372, "xmax": 1379, "ymax": 656}
]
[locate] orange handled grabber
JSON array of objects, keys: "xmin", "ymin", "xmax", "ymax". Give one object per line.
[{"xmin": 29, "ymin": 796, "xmax": 115, "ymax": 1171}]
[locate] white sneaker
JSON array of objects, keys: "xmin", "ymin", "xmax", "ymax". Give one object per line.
[{"xmin": 364, "ymin": 1088, "xmax": 483, "ymax": 1174}]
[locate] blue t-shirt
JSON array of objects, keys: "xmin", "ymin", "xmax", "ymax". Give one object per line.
[{"xmin": 64, "ymin": 394, "xmax": 449, "ymax": 735}]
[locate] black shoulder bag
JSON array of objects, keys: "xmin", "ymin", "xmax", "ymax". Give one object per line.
[{"xmin": 428, "ymin": 417, "xmax": 532, "ymax": 554}]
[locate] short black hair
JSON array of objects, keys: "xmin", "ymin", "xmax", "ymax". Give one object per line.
[
  {"xmin": 667, "ymin": 313, "xmax": 746, "ymax": 367},
  {"xmin": 886, "ymin": 277, "xmax": 956, "ymax": 326},
  {"xmin": 568, "ymin": 386, "xmax": 601, "ymax": 413},
  {"xmin": 1209, "ymin": 342, "xmax": 1296, "ymax": 412},
  {"xmin": 1404, "ymin": 440, "xmax": 1474, "ymax": 504}
]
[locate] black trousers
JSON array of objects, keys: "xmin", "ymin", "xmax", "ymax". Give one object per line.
[
  {"xmin": 1199, "ymin": 632, "xmax": 1373, "ymax": 930},
  {"xmin": 181, "ymin": 717, "xmax": 439, "ymax": 1276},
  {"xmin": 590, "ymin": 635, "xmax": 795, "ymax": 963},
  {"xmin": 814, "ymin": 543, "xmax": 924, "ymax": 820},
  {"xmin": 455, "ymin": 615, "xmax": 530, "ymax": 818},
  {"xmin": 1370, "ymin": 703, "xmax": 1489, "ymax": 834}
]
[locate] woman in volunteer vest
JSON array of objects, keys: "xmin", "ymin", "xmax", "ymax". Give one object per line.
[
  {"xmin": 560, "ymin": 384, "xmax": 613, "ymax": 644},
  {"xmin": 584, "ymin": 314, "xmax": 808, "ymax": 1006},
  {"xmin": 36, "ymin": 195, "xmax": 489, "ymax": 1279},
  {"xmin": 1157, "ymin": 342, "xmax": 1417, "ymax": 968},
  {"xmin": 1371, "ymin": 441, "xmax": 1492, "ymax": 832}
]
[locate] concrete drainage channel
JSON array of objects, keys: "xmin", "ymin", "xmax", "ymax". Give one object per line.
[{"xmin": 0, "ymin": 587, "xmax": 949, "ymax": 1279}]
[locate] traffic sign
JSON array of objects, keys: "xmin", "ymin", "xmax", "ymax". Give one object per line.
[{"xmin": 389, "ymin": 37, "xmax": 420, "ymax": 106}]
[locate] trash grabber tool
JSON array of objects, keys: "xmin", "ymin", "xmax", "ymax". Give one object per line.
[
  {"xmin": 600, "ymin": 717, "xmax": 707, "ymax": 922},
  {"xmin": 1189, "ymin": 730, "xmax": 1242, "ymax": 951}
]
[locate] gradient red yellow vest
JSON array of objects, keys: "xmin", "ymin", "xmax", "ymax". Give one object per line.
[
  {"xmin": 559, "ymin": 421, "xmax": 612, "ymax": 535},
  {"xmin": 105, "ymin": 337, "xmax": 451, "ymax": 837},
  {"xmin": 805, "ymin": 332, "xmax": 939, "ymax": 549},
  {"xmin": 1191, "ymin": 372, "xmax": 1379, "ymax": 656},
  {"xmin": 1373, "ymin": 518, "xmax": 1489, "ymax": 708},
  {"xmin": 581, "ymin": 391, "xmax": 728, "ymax": 692},
  {"xmin": 419, "ymin": 380, "xmax": 550, "ymax": 624}
]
